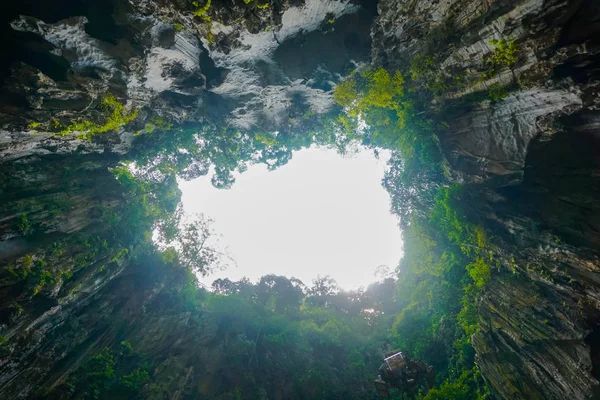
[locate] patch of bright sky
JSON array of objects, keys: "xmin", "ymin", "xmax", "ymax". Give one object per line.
[{"xmin": 179, "ymin": 146, "xmax": 403, "ymax": 290}]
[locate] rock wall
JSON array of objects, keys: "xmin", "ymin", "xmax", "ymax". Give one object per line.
[
  {"xmin": 0, "ymin": 154, "xmax": 131, "ymax": 397},
  {"xmin": 373, "ymin": 0, "xmax": 600, "ymax": 398}
]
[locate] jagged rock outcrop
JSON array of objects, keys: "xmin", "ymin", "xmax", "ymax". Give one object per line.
[
  {"xmin": 0, "ymin": 0, "xmax": 376, "ymax": 161},
  {"xmin": 373, "ymin": 0, "xmax": 599, "ymax": 185}
]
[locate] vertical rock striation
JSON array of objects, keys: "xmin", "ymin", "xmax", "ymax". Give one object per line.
[{"xmin": 373, "ymin": 0, "xmax": 600, "ymax": 398}]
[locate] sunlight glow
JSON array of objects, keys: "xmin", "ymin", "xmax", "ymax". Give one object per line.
[{"xmin": 179, "ymin": 146, "xmax": 403, "ymax": 290}]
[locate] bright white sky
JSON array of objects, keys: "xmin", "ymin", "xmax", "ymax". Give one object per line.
[{"xmin": 179, "ymin": 146, "xmax": 403, "ymax": 290}]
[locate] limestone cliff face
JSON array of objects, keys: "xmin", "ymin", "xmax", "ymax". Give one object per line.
[
  {"xmin": 374, "ymin": 0, "xmax": 599, "ymax": 185},
  {"xmin": 373, "ymin": 0, "xmax": 600, "ymax": 398},
  {"xmin": 0, "ymin": 154, "xmax": 130, "ymax": 396},
  {"xmin": 0, "ymin": 0, "xmax": 599, "ymax": 399}
]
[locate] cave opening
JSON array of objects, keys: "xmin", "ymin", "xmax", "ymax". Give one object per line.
[{"xmin": 178, "ymin": 146, "xmax": 403, "ymax": 290}]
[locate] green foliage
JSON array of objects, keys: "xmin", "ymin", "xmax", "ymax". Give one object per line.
[
  {"xmin": 28, "ymin": 121, "xmax": 41, "ymax": 130},
  {"xmin": 192, "ymin": 0, "xmax": 215, "ymax": 43},
  {"xmin": 9, "ymin": 254, "xmax": 32, "ymax": 280},
  {"xmin": 22, "ymin": 254, "xmax": 34, "ymax": 269},
  {"xmin": 457, "ymin": 285, "xmax": 479, "ymax": 337},
  {"xmin": 481, "ymin": 38, "xmax": 520, "ymax": 80},
  {"xmin": 193, "ymin": 0, "xmax": 211, "ymax": 19},
  {"xmin": 254, "ymin": 132, "xmax": 277, "ymax": 147},
  {"xmin": 333, "ymin": 66, "xmax": 445, "ymax": 227},
  {"xmin": 53, "ymin": 94, "xmax": 138, "ymax": 139},
  {"xmin": 487, "ymin": 39, "xmax": 519, "ymax": 69},
  {"xmin": 388, "ymin": 185, "xmax": 495, "ymax": 394},
  {"xmin": 132, "ymin": 120, "xmax": 328, "ymax": 189},
  {"xmin": 467, "ymin": 257, "xmax": 492, "ymax": 289},
  {"xmin": 110, "ymin": 164, "xmax": 180, "ymax": 239},
  {"xmin": 58, "ymin": 343, "xmax": 149, "ymax": 399},
  {"xmin": 334, "ymin": 68, "xmax": 442, "ymax": 205},
  {"xmin": 111, "ymin": 248, "xmax": 129, "ymax": 264},
  {"xmin": 47, "ymin": 194, "xmax": 70, "ymax": 216},
  {"xmin": 156, "ymin": 212, "xmax": 230, "ymax": 276},
  {"xmin": 526, "ymin": 264, "xmax": 553, "ymax": 281},
  {"xmin": 409, "ymin": 55, "xmax": 435, "ymax": 81},
  {"xmin": 240, "ymin": 0, "xmax": 270, "ymax": 9},
  {"xmin": 197, "ymin": 273, "xmax": 398, "ymax": 399},
  {"xmin": 18, "ymin": 213, "xmax": 31, "ymax": 234},
  {"xmin": 86, "ymin": 349, "xmax": 116, "ymax": 381},
  {"xmin": 488, "ymin": 83, "xmax": 510, "ymax": 101},
  {"xmin": 430, "ymin": 186, "xmax": 493, "ymax": 291},
  {"xmin": 160, "ymin": 247, "xmax": 178, "ymax": 263},
  {"xmin": 408, "ymin": 54, "xmax": 465, "ymax": 96},
  {"xmin": 422, "ymin": 367, "xmax": 488, "ymax": 400},
  {"xmin": 333, "ymin": 77, "xmax": 358, "ymax": 108},
  {"xmin": 27, "ymin": 258, "xmax": 73, "ymax": 295},
  {"xmin": 334, "ymin": 68, "xmax": 408, "ymax": 127},
  {"xmin": 121, "ymin": 369, "xmax": 149, "ymax": 392},
  {"xmin": 11, "ymin": 301, "xmax": 24, "ymax": 314},
  {"xmin": 136, "ymin": 116, "xmax": 174, "ymax": 136}
]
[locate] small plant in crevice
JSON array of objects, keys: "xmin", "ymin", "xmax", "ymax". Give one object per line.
[
  {"xmin": 135, "ymin": 116, "xmax": 174, "ymax": 136},
  {"xmin": 488, "ymin": 83, "xmax": 511, "ymax": 102},
  {"xmin": 408, "ymin": 54, "xmax": 467, "ymax": 97},
  {"xmin": 18, "ymin": 213, "xmax": 31, "ymax": 235},
  {"xmin": 487, "ymin": 39, "xmax": 519, "ymax": 68},
  {"xmin": 30, "ymin": 259, "xmax": 69, "ymax": 296},
  {"xmin": 8, "ymin": 254, "xmax": 33, "ymax": 280},
  {"xmin": 191, "ymin": 0, "xmax": 216, "ymax": 44},
  {"xmin": 526, "ymin": 264, "xmax": 554, "ymax": 282},
  {"xmin": 509, "ymin": 257, "xmax": 519, "ymax": 275},
  {"xmin": 481, "ymin": 38, "xmax": 520, "ymax": 80},
  {"xmin": 242, "ymin": 0, "xmax": 270, "ymax": 8},
  {"xmin": 51, "ymin": 240, "xmax": 66, "ymax": 257},
  {"xmin": 28, "ymin": 121, "xmax": 41, "ymax": 130},
  {"xmin": 193, "ymin": 0, "xmax": 211, "ymax": 19},
  {"xmin": 11, "ymin": 301, "xmax": 24, "ymax": 314}
]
